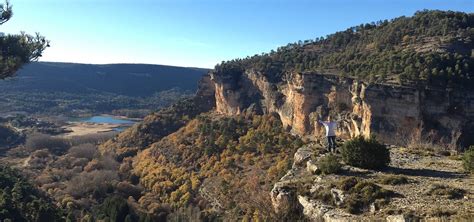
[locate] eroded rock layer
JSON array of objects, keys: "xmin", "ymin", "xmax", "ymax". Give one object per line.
[{"xmin": 211, "ymin": 70, "xmax": 474, "ymax": 147}]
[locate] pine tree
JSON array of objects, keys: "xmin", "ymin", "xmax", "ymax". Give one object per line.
[{"xmin": 0, "ymin": 0, "xmax": 49, "ymax": 79}]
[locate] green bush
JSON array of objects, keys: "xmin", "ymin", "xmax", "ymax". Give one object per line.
[
  {"xmin": 310, "ymin": 185, "xmax": 335, "ymax": 205},
  {"xmin": 337, "ymin": 177, "xmax": 359, "ymax": 191},
  {"xmin": 341, "ymin": 136, "xmax": 390, "ymax": 169},
  {"xmin": 0, "ymin": 165, "xmax": 64, "ymax": 221},
  {"xmin": 332, "ymin": 177, "xmax": 396, "ymax": 214},
  {"xmin": 462, "ymin": 146, "xmax": 474, "ymax": 173},
  {"xmin": 317, "ymin": 154, "xmax": 342, "ymax": 174},
  {"xmin": 426, "ymin": 184, "xmax": 465, "ymax": 199},
  {"xmin": 340, "ymin": 179, "xmax": 395, "ymax": 214},
  {"xmin": 378, "ymin": 175, "xmax": 410, "ymax": 185},
  {"xmin": 94, "ymin": 196, "xmax": 136, "ymax": 222}
]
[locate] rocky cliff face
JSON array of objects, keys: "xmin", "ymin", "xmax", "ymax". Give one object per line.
[{"xmin": 211, "ymin": 70, "xmax": 474, "ymax": 147}]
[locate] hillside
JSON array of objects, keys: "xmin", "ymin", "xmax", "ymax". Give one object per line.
[
  {"xmin": 93, "ymin": 10, "xmax": 474, "ymax": 221},
  {"xmin": 2, "ymin": 62, "xmax": 208, "ymax": 96},
  {"xmin": 214, "ymin": 10, "xmax": 473, "ymax": 87},
  {"xmin": 99, "ymin": 75, "xmax": 216, "ymax": 159},
  {"xmin": 211, "ymin": 10, "xmax": 474, "ymax": 147},
  {"xmin": 131, "ymin": 113, "xmax": 303, "ymax": 219},
  {"xmin": 0, "ymin": 62, "xmax": 208, "ymax": 115}
]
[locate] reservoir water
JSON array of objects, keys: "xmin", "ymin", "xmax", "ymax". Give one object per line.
[
  {"xmin": 78, "ymin": 116, "xmax": 135, "ymax": 125},
  {"xmin": 70, "ymin": 115, "xmax": 136, "ymax": 132}
]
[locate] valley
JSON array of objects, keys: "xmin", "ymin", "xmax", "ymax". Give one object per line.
[{"xmin": 0, "ymin": 62, "xmax": 208, "ymax": 117}]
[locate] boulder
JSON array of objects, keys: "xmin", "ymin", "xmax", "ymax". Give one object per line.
[
  {"xmin": 271, "ymin": 182, "xmax": 301, "ymax": 217},
  {"xmin": 306, "ymin": 159, "xmax": 319, "ymax": 174},
  {"xmin": 293, "ymin": 146, "xmax": 313, "ymax": 166},
  {"xmin": 330, "ymin": 188, "xmax": 345, "ymax": 206},
  {"xmin": 298, "ymin": 195, "xmax": 352, "ymax": 222},
  {"xmin": 386, "ymin": 215, "xmax": 409, "ymax": 222}
]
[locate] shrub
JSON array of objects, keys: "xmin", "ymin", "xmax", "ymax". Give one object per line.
[
  {"xmin": 116, "ymin": 181, "xmax": 143, "ymax": 200},
  {"xmin": 429, "ymin": 208, "xmax": 456, "ymax": 217},
  {"xmin": 69, "ymin": 132, "xmax": 118, "ymax": 146},
  {"xmin": 66, "ymin": 170, "xmax": 118, "ymax": 198},
  {"xmin": 31, "ymin": 149, "xmax": 51, "ymax": 159},
  {"xmin": 310, "ymin": 177, "xmax": 397, "ymax": 214},
  {"xmin": 94, "ymin": 196, "xmax": 138, "ymax": 222},
  {"xmin": 310, "ymin": 185, "xmax": 335, "ymax": 205},
  {"xmin": 68, "ymin": 143, "xmax": 97, "ymax": 160},
  {"xmin": 341, "ymin": 136, "xmax": 390, "ymax": 169},
  {"xmin": 98, "ymin": 155, "xmax": 120, "ymax": 171},
  {"xmin": 0, "ymin": 125, "xmax": 23, "ymax": 147},
  {"xmin": 83, "ymin": 156, "xmax": 119, "ymax": 172},
  {"xmin": 317, "ymin": 154, "xmax": 342, "ymax": 174},
  {"xmin": 462, "ymin": 146, "xmax": 474, "ymax": 173},
  {"xmin": 25, "ymin": 133, "xmax": 70, "ymax": 154},
  {"xmin": 337, "ymin": 177, "xmax": 359, "ymax": 191},
  {"xmin": 337, "ymin": 178, "xmax": 395, "ymax": 214},
  {"xmin": 426, "ymin": 184, "xmax": 465, "ymax": 199},
  {"xmin": 378, "ymin": 175, "xmax": 410, "ymax": 185},
  {"xmin": 167, "ymin": 206, "xmax": 202, "ymax": 222}
]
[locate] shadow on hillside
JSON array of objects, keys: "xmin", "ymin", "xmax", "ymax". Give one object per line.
[
  {"xmin": 385, "ymin": 167, "xmax": 465, "ymax": 179},
  {"xmin": 339, "ymin": 170, "xmax": 372, "ymax": 178}
]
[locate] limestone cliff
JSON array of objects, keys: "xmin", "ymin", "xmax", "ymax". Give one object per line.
[{"xmin": 211, "ymin": 70, "xmax": 474, "ymax": 147}]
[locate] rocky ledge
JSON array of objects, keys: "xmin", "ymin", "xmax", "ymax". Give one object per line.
[{"xmin": 271, "ymin": 144, "xmax": 473, "ymax": 221}]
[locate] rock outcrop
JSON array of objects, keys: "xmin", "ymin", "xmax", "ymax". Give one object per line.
[
  {"xmin": 271, "ymin": 145, "xmax": 354, "ymax": 221},
  {"xmin": 211, "ymin": 70, "xmax": 474, "ymax": 147},
  {"xmin": 270, "ymin": 144, "xmax": 473, "ymax": 221},
  {"xmin": 298, "ymin": 196, "xmax": 353, "ymax": 222}
]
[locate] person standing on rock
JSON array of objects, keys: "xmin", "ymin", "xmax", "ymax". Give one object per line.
[{"xmin": 318, "ymin": 116, "xmax": 337, "ymax": 153}]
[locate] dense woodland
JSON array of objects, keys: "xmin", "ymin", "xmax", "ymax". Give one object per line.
[
  {"xmin": 131, "ymin": 113, "xmax": 304, "ymax": 220},
  {"xmin": 0, "ymin": 88, "xmax": 192, "ymax": 117},
  {"xmin": 2, "ymin": 112, "xmax": 303, "ymax": 221},
  {"xmin": 2, "ymin": 62, "xmax": 207, "ymax": 96},
  {"xmin": 0, "ymin": 165, "xmax": 64, "ymax": 221},
  {"xmin": 100, "ymin": 91, "xmax": 215, "ymax": 160},
  {"xmin": 215, "ymin": 10, "xmax": 474, "ymax": 88}
]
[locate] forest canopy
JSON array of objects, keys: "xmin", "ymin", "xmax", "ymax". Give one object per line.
[{"xmin": 215, "ymin": 10, "xmax": 474, "ymax": 88}]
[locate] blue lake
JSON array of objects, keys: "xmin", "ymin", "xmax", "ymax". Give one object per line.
[
  {"xmin": 78, "ymin": 116, "xmax": 135, "ymax": 125},
  {"xmin": 70, "ymin": 115, "xmax": 136, "ymax": 132}
]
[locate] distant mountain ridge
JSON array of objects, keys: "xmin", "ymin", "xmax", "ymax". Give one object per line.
[
  {"xmin": 0, "ymin": 62, "xmax": 209, "ymax": 97},
  {"xmin": 0, "ymin": 62, "xmax": 209, "ymax": 115}
]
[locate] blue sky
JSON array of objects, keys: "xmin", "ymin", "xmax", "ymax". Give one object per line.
[{"xmin": 2, "ymin": 0, "xmax": 473, "ymax": 68}]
